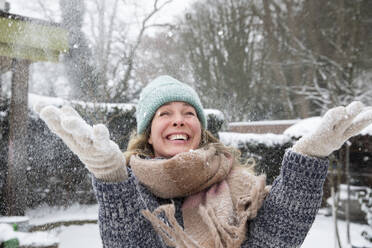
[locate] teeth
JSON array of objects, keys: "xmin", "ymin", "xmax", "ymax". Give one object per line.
[{"xmin": 168, "ymin": 134, "xmax": 188, "ymax": 141}]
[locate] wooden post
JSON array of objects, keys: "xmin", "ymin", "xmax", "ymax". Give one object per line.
[
  {"xmin": 5, "ymin": 58, "xmax": 30, "ymax": 216},
  {"xmin": 0, "ymin": 72, "xmax": 2, "ymax": 100}
]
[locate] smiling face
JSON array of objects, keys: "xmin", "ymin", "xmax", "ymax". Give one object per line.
[{"xmin": 148, "ymin": 101, "xmax": 202, "ymax": 158}]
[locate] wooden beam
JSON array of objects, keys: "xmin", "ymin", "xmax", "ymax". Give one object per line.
[
  {"xmin": 0, "ymin": 12, "xmax": 68, "ymax": 52},
  {"xmin": 0, "ymin": 42, "xmax": 61, "ymax": 62},
  {"xmin": 0, "ymin": 11, "xmax": 68, "ymax": 62}
]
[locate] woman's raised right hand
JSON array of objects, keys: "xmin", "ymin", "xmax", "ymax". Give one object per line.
[{"xmin": 35, "ymin": 103, "xmax": 128, "ymax": 182}]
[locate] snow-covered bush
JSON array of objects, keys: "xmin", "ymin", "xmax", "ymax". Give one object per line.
[
  {"xmin": 205, "ymin": 109, "xmax": 225, "ymax": 138},
  {"xmin": 0, "ymin": 95, "xmax": 226, "ymax": 212},
  {"xmin": 219, "ymin": 132, "xmax": 294, "ymax": 184}
]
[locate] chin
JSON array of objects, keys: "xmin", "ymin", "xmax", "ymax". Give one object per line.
[{"xmin": 167, "ymin": 148, "xmax": 191, "ymax": 157}]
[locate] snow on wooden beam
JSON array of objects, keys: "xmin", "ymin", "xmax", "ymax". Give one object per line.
[{"xmin": 0, "ymin": 11, "xmax": 68, "ymax": 62}]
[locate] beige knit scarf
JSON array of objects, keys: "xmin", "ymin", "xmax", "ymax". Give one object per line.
[{"xmin": 130, "ymin": 145, "xmax": 270, "ymax": 248}]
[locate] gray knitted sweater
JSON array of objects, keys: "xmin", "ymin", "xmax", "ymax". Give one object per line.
[{"xmin": 92, "ymin": 150, "xmax": 329, "ymax": 248}]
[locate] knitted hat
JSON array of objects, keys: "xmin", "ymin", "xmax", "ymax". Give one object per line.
[{"xmin": 136, "ymin": 75, "xmax": 206, "ymax": 134}]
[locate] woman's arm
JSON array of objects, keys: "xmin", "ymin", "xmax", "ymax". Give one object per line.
[
  {"xmin": 243, "ymin": 101, "xmax": 372, "ymax": 247},
  {"xmin": 92, "ymin": 168, "xmax": 166, "ymax": 248},
  {"xmin": 243, "ymin": 150, "xmax": 328, "ymax": 247}
]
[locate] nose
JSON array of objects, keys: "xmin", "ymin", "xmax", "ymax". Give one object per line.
[
  {"xmin": 172, "ymin": 114, "xmax": 185, "ymax": 127},
  {"xmin": 173, "ymin": 121, "xmax": 184, "ymax": 127},
  {"xmin": 173, "ymin": 122, "xmax": 184, "ymax": 127}
]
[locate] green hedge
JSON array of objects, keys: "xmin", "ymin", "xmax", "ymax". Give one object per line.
[
  {"xmin": 5, "ymin": 96, "xmax": 369, "ymax": 213},
  {"xmin": 219, "ymin": 132, "xmax": 294, "ymax": 184},
  {"xmin": 0, "ymin": 97, "xmax": 226, "ymax": 212}
]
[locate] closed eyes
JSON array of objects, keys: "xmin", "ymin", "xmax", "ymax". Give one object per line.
[
  {"xmin": 159, "ymin": 111, "xmax": 170, "ymax": 116},
  {"xmin": 157, "ymin": 110, "xmax": 196, "ymax": 117}
]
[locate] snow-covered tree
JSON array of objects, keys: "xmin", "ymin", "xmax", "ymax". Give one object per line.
[
  {"xmin": 81, "ymin": 0, "xmax": 175, "ymax": 103},
  {"xmin": 167, "ymin": 0, "xmax": 371, "ymax": 121},
  {"xmin": 26, "ymin": 0, "xmax": 175, "ymax": 103},
  {"xmin": 252, "ymin": 0, "xmax": 372, "ymax": 116},
  {"xmin": 172, "ymin": 0, "xmax": 290, "ymax": 122}
]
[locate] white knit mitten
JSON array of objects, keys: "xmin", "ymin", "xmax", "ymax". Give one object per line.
[
  {"xmin": 35, "ymin": 104, "xmax": 128, "ymax": 182},
  {"xmin": 292, "ymin": 101, "xmax": 372, "ymax": 158}
]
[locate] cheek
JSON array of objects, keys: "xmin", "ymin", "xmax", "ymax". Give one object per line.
[
  {"xmin": 149, "ymin": 119, "xmax": 169, "ymax": 143},
  {"xmin": 189, "ymin": 120, "xmax": 202, "ymax": 141}
]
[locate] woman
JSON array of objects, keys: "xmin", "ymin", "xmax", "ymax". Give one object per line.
[{"xmin": 35, "ymin": 75, "xmax": 372, "ymax": 247}]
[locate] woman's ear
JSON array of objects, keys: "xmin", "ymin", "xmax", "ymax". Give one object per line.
[{"xmin": 145, "ymin": 126, "xmax": 152, "ymax": 144}]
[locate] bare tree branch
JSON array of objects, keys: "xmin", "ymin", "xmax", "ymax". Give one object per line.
[
  {"xmin": 36, "ymin": 0, "xmax": 57, "ymax": 22},
  {"xmin": 112, "ymin": 0, "xmax": 174, "ymax": 100}
]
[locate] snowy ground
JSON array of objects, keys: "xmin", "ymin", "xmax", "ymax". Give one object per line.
[
  {"xmin": 303, "ymin": 214, "xmax": 371, "ymax": 248},
  {"xmin": 3, "ymin": 204, "xmax": 364, "ymax": 248}
]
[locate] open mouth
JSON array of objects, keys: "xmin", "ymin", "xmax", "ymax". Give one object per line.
[{"xmin": 167, "ymin": 134, "xmax": 189, "ymax": 141}]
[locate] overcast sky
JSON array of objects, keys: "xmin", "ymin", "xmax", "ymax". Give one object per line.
[{"xmin": 7, "ymin": 0, "xmax": 195, "ymax": 24}]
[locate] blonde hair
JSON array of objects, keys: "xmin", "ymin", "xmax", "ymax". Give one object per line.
[{"xmin": 124, "ymin": 128, "xmax": 255, "ymax": 173}]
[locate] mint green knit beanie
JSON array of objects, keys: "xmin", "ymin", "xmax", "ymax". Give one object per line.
[{"xmin": 136, "ymin": 75, "xmax": 206, "ymax": 134}]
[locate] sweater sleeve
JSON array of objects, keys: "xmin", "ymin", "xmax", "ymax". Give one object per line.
[
  {"xmin": 92, "ymin": 168, "xmax": 166, "ymax": 248},
  {"xmin": 243, "ymin": 149, "xmax": 329, "ymax": 248}
]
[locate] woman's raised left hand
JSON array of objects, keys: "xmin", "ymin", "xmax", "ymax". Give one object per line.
[{"xmin": 292, "ymin": 101, "xmax": 372, "ymax": 158}]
